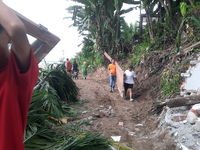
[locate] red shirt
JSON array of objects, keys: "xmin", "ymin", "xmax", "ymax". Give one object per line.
[
  {"xmin": 0, "ymin": 48, "xmax": 39, "ymax": 150},
  {"xmin": 66, "ymin": 61, "xmax": 72, "ymax": 70}
]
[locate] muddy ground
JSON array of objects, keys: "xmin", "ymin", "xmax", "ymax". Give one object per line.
[{"xmin": 72, "ymin": 66, "xmax": 178, "ymax": 150}]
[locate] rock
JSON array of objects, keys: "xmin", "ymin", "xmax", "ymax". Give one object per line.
[
  {"xmin": 110, "ymin": 109, "xmax": 115, "ymax": 117},
  {"xmin": 193, "ymin": 120, "xmax": 200, "ymax": 131},
  {"xmin": 192, "ymin": 104, "xmax": 200, "ymax": 115},
  {"xmin": 186, "ymin": 111, "xmax": 198, "ymax": 124},
  {"xmin": 174, "ymin": 132, "xmax": 178, "ymax": 136},
  {"xmin": 82, "ymin": 110, "xmax": 90, "ymax": 114},
  {"xmin": 174, "ymin": 139, "xmax": 178, "ymax": 143},
  {"xmin": 88, "ymin": 116, "xmax": 93, "ymax": 120},
  {"xmin": 100, "ymin": 105, "xmax": 104, "ymax": 108},
  {"xmin": 109, "ymin": 106, "xmax": 112, "ymax": 110},
  {"xmin": 100, "ymin": 110, "xmax": 110, "ymax": 117},
  {"xmin": 135, "ymin": 124, "xmax": 143, "ymax": 127},
  {"xmin": 89, "ymin": 121, "xmax": 93, "ymax": 125}
]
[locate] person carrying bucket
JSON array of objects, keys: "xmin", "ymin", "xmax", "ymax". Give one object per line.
[{"xmin": 82, "ymin": 61, "xmax": 87, "ymax": 79}]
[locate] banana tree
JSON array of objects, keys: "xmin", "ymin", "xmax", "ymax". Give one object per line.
[{"xmin": 66, "ymin": 0, "xmax": 140, "ymax": 55}]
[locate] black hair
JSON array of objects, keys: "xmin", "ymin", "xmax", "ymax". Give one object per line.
[
  {"xmin": 73, "ymin": 60, "xmax": 76, "ymax": 64},
  {"xmin": 0, "ymin": 24, "xmax": 4, "ymax": 33},
  {"xmin": 66, "ymin": 58, "xmax": 69, "ymax": 61},
  {"xmin": 129, "ymin": 65, "xmax": 133, "ymax": 69}
]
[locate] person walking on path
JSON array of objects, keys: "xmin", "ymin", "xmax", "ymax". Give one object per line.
[
  {"xmin": 72, "ymin": 60, "xmax": 79, "ymax": 73},
  {"xmin": 82, "ymin": 61, "xmax": 88, "ymax": 79},
  {"xmin": 108, "ymin": 59, "xmax": 116, "ymax": 92},
  {"xmin": 66, "ymin": 58, "xmax": 72, "ymax": 76},
  {"xmin": 0, "ymin": 1, "xmax": 39, "ymax": 149},
  {"xmin": 124, "ymin": 65, "xmax": 139, "ymax": 101}
]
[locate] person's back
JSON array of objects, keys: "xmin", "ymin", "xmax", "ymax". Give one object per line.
[
  {"xmin": 62, "ymin": 61, "xmax": 66, "ymax": 70},
  {"xmin": 66, "ymin": 60, "xmax": 71, "ymax": 70},
  {"xmin": 73, "ymin": 61, "xmax": 78, "ymax": 71},
  {"xmin": 0, "ymin": 2, "xmax": 39, "ymax": 150}
]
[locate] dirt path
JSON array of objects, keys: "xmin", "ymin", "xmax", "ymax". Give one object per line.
[{"xmin": 74, "ymin": 68, "xmax": 177, "ymax": 150}]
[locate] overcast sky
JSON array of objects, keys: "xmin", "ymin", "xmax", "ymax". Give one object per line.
[{"xmin": 3, "ymin": 0, "xmax": 140, "ymax": 61}]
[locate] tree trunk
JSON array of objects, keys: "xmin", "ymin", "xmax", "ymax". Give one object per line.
[
  {"xmin": 165, "ymin": 95, "xmax": 200, "ymax": 108},
  {"xmin": 146, "ymin": 11, "xmax": 154, "ymax": 40},
  {"xmin": 166, "ymin": 0, "xmax": 173, "ymax": 19},
  {"xmin": 150, "ymin": 95, "xmax": 200, "ymax": 114},
  {"xmin": 188, "ymin": 0, "xmax": 199, "ymax": 19},
  {"xmin": 155, "ymin": 95, "xmax": 200, "ymax": 109}
]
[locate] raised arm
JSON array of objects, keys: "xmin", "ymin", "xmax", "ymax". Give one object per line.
[{"xmin": 0, "ymin": 1, "xmax": 31, "ymax": 73}]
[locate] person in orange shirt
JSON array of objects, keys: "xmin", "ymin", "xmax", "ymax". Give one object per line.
[{"xmin": 108, "ymin": 59, "xmax": 116, "ymax": 92}]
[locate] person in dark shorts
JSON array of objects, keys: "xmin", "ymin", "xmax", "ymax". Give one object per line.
[
  {"xmin": 72, "ymin": 60, "xmax": 79, "ymax": 79},
  {"xmin": 72, "ymin": 60, "xmax": 79, "ymax": 73},
  {"xmin": 124, "ymin": 65, "xmax": 139, "ymax": 101}
]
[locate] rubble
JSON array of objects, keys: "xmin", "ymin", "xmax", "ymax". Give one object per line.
[
  {"xmin": 159, "ymin": 54, "xmax": 200, "ymax": 149},
  {"xmin": 159, "ymin": 106, "xmax": 200, "ymax": 149}
]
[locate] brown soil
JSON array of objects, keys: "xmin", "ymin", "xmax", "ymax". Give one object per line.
[{"xmin": 73, "ymin": 66, "xmax": 177, "ymax": 150}]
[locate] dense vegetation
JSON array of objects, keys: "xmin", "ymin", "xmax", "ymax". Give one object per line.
[{"xmin": 67, "ymin": 0, "xmax": 200, "ymax": 96}]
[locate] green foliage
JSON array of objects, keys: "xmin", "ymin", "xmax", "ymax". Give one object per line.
[
  {"xmin": 159, "ymin": 67, "xmax": 181, "ymax": 97},
  {"xmin": 175, "ymin": 3, "xmax": 200, "ymax": 53},
  {"xmin": 53, "ymin": 132, "xmax": 111, "ymax": 150},
  {"xmin": 25, "ymin": 123, "xmax": 111, "ymax": 150},
  {"xmin": 131, "ymin": 42, "xmax": 149, "ymax": 66},
  {"xmin": 188, "ymin": 16, "xmax": 200, "ymax": 29},
  {"xmin": 38, "ymin": 64, "xmax": 78, "ymax": 103},
  {"xmin": 180, "ymin": 2, "xmax": 187, "ymax": 17}
]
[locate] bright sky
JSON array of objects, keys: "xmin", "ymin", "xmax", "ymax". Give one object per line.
[{"xmin": 4, "ymin": 0, "xmax": 140, "ymax": 62}]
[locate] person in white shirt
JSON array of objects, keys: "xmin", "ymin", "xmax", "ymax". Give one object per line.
[{"xmin": 124, "ymin": 65, "xmax": 139, "ymax": 101}]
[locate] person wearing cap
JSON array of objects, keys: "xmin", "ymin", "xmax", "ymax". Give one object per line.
[
  {"xmin": 108, "ymin": 59, "xmax": 116, "ymax": 92},
  {"xmin": 82, "ymin": 61, "xmax": 87, "ymax": 79},
  {"xmin": 124, "ymin": 65, "xmax": 139, "ymax": 101}
]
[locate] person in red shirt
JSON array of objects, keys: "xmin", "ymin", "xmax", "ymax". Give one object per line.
[
  {"xmin": 0, "ymin": 1, "xmax": 39, "ymax": 150},
  {"xmin": 66, "ymin": 58, "xmax": 72, "ymax": 76}
]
